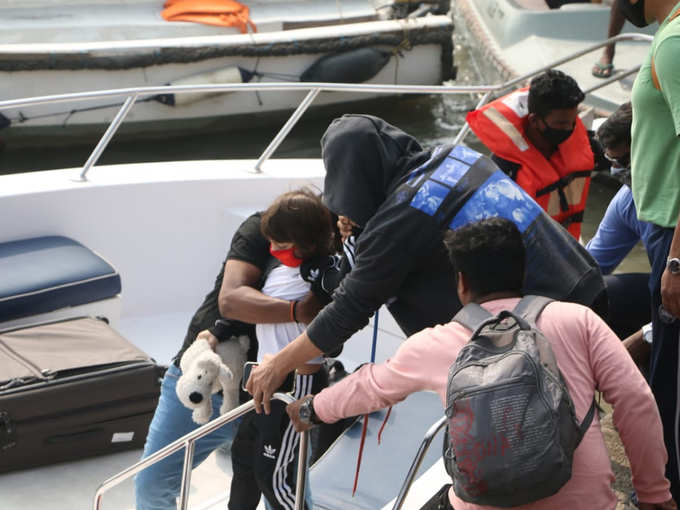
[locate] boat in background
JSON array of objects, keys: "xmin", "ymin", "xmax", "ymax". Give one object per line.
[
  {"xmin": 0, "ymin": 0, "xmax": 454, "ymax": 146},
  {"xmin": 454, "ymin": 0, "xmax": 655, "ymax": 114}
]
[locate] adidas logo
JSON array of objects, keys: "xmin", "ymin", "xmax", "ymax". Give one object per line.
[
  {"xmin": 263, "ymin": 444, "xmax": 276, "ymax": 459},
  {"xmin": 308, "ymin": 268, "xmax": 319, "ymax": 282}
]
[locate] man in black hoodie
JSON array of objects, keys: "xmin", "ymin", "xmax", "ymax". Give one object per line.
[{"xmin": 247, "ymin": 115, "xmax": 606, "ymax": 414}]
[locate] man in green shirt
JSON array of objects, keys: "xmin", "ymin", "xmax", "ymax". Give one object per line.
[{"xmin": 619, "ymin": 0, "xmax": 680, "ymax": 502}]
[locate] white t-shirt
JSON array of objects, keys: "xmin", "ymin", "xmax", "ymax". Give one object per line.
[{"xmin": 255, "ymin": 265, "xmax": 323, "ymax": 364}]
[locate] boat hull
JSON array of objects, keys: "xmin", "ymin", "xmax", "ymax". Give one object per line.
[{"xmin": 0, "ymin": 16, "xmax": 454, "ymax": 141}]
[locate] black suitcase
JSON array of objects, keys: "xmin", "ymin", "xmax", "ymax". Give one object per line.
[{"xmin": 0, "ymin": 317, "xmax": 165, "ymax": 473}]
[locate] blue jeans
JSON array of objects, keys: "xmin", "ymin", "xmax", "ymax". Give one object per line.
[
  {"xmin": 135, "ymin": 363, "xmax": 242, "ymax": 510},
  {"xmin": 646, "ymin": 225, "xmax": 680, "ymax": 500}
]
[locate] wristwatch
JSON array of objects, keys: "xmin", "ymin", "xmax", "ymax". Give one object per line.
[
  {"xmin": 668, "ymin": 258, "xmax": 680, "ymax": 274},
  {"xmin": 298, "ymin": 395, "xmax": 320, "ymax": 426}
]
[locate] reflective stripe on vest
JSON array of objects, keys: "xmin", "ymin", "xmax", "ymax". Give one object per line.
[{"xmin": 466, "ymin": 89, "xmax": 594, "ymax": 239}]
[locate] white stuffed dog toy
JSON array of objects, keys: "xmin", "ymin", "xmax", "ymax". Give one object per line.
[{"xmin": 176, "ymin": 335, "xmax": 250, "ymax": 424}]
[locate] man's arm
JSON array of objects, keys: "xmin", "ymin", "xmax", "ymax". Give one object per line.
[
  {"xmin": 656, "ymin": 36, "xmax": 680, "ymax": 317},
  {"xmin": 218, "ymin": 259, "xmax": 321, "ymax": 324},
  {"xmin": 247, "ymin": 226, "xmax": 437, "ymax": 413},
  {"xmin": 622, "ymin": 325, "xmax": 652, "ymax": 368},
  {"xmin": 246, "ymin": 331, "xmax": 323, "ymax": 414},
  {"xmin": 285, "ymin": 328, "xmax": 444, "ymax": 429},
  {"xmin": 585, "ymin": 308, "xmax": 672, "ymax": 505},
  {"xmin": 585, "ymin": 186, "xmax": 640, "ymax": 275},
  {"xmin": 305, "ymin": 229, "xmax": 433, "ymax": 354}
]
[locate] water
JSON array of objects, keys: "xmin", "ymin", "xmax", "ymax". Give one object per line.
[{"xmin": 0, "ymin": 28, "xmax": 649, "ymax": 274}]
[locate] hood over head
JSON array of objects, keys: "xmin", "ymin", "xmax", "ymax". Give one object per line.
[{"xmin": 321, "ymin": 114, "xmax": 425, "ymax": 227}]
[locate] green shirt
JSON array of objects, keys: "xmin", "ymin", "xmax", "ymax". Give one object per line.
[{"xmin": 631, "ymin": 2, "xmax": 680, "ymax": 228}]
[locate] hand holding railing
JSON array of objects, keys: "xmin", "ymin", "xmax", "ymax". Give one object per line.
[{"xmin": 92, "ymin": 392, "xmax": 309, "ymax": 510}]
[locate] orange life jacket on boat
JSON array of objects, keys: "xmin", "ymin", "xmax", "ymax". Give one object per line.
[
  {"xmin": 466, "ymin": 88, "xmax": 594, "ymax": 239},
  {"xmin": 162, "ymin": 0, "xmax": 257, "ymax": 34}
]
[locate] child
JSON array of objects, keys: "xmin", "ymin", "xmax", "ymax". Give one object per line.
[{"xmin": 233, "ymin": 188, "xmax": 337, "ymax": 510}]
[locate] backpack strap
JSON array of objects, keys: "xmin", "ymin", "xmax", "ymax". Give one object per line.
[
  {"xmin": 577, "ymin": 398, "xmax": 597, "ymax": 446},
  {"xmin": 651, "ymin": 9, "xmax": 680, "ymax": 91},
  {"xmin": 452, "ymin": 303, "xmax": 494, "ymax": 332},
  {"xmin": 514, "ymin": 295, "xmax": 596, "ymax": 445},
  {"xmin": 512, "ymin": 295, "xmax": 553, "ymax": 324}
]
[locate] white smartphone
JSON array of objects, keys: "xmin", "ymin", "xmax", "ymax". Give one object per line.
[{"xmin": 242, "ymin": 361, "xmax": 258, "ymax": 392}]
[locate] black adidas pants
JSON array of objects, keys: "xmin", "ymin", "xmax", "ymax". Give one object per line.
[{"xmin": 229, "ymin": 369, "xmax": 328, "ymax": 510}]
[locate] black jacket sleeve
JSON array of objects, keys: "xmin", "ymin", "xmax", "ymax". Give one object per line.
[{"xmin": 304, "ymin": 219, "xmax": 439, "ymax": 354}]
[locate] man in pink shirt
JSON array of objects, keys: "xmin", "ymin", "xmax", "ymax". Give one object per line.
[{"xmin": 286, "ymin": 218, "xmax": 675, "ymax": 510}]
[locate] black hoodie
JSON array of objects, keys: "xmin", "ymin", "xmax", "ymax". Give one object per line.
[{"xmin": 306, "ymin": 115, "xmax": 604, "ymax": 355}]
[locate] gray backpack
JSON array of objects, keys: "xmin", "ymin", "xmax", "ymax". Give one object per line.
[{"xmin": 444, "ymin": 295, "xmax": 595, "ymax": 507}]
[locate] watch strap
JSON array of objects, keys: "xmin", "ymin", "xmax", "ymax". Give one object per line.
[
  {"xmin": 668, "ymin": 257, "xmax": 680, "ymax": 274},
  {"xmin": 308, "ymin": 395, "xmax": 321, "ymax": 424},
  {"xmin": 300, "ymin": 395, "xmax": 320, "ymax": 425}
]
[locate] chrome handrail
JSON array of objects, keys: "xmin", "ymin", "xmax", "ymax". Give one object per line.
[
  {"xmin": 92, "ymin": 393, "xmax": 307, "ymax": 510},
  {"xmin": 0, "ymin": 32, "xmax": 652, "ymax": 180},
  {"xmin": 391, "ymin": 415, "xmax": 448, "ymax": 510}
]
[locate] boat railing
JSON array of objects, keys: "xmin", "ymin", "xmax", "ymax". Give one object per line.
[
  {"xmin": 0, "ymin": 33, "xmax": 651, "ymax": 180},
  {"xmin": 92, "ymin": 393, "xmax": 309, "ymax": 510},
  {"xmin": 391, "ymin": 415, "xmax": 448, "ymax": 510}
]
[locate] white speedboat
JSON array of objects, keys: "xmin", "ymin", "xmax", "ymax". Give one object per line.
[
  {"xmin": 0, "ymin": 0, "xmax": 454, "ymax": 146},
  {"xmin": 0, "ymin": 61, "xmax": 641, "ymax": 508},
  {"xmin": 0, "ymin": 73, "xmax": 461, "ymax": 508},
  {"xmin": 454, "ymin": 0, "xmax": 656, "ymax": 114},
  {"xmin": 0, "ymin": 151, "xmax": 448, "ymax": 510}
]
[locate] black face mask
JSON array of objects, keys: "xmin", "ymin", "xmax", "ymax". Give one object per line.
[
  {"xmin": 540, "ymin": 118, "xmax": 574, "ymax": 147},
  {"xmin": 616, "ymin": 0, "xmax": 650, "ymax": 27},
  {"xmin": 606, "ymin": 151, "xmax": 631, "ymax": 170}
]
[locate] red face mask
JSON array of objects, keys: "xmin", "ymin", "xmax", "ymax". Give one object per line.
[{"xmin": 269, "ymin": 245, "xmax": 304, "ymax": 267}]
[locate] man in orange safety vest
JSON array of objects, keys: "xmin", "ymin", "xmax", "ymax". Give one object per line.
[{"xmin": 467, "ymin": 70, "xmax": 608, "ymax": 239}]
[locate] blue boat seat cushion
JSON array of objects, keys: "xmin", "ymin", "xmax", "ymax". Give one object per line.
[{"xmin": 0, "ymin": 236, "xmax": 121, "ymax": 323}]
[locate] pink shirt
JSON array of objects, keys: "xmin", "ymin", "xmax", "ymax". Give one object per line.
[{"xmin": 314, "ymin": 298, "xmax": 671, "ymax": 509}]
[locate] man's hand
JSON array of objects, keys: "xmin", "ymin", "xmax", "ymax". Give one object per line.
[
  {"xmin": 661, "ymin": 267, "xmax": 680, "ymax": 318},
  {"xmin": 247, "ymin": 333, "xmax": 323, "ymax": 414},
  {"xmin": 246, "ymin": 354, "xmax": 287, "ymax": 415},
  {"xmin": 296, "ymin": 292, "xmax": 323, "ymax": 324},
  {"xmin": 195, "ymin": 330, "xmax": 218, "ymax": 351},
  {"xmin": 639, "ymin": 498, "xmax": 677, "ymax": 510},
  {"xmin": 337, "ymin": 215, "xmax": 357, "ymax": 243},
  {"xmin": 286, "ymin": 395, "xmax": 316, "ymax": 433},
  {"xmin": 622, "ymin": 328, "xmax": 651, "ymax": 367}
]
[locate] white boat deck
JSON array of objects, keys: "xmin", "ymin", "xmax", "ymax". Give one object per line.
[
  {"xmin": 0, "ymin": 423, "xmax": 264, "ymax": 510},
  {"xmin": 0, "ymin": 158, "xmax": 435, "ymax": 510},
  {"xmin": 0, "ymin": 308, "xmax": 412, "ymax": 510}
]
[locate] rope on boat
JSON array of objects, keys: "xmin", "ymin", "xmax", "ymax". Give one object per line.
[
  {"xmin": 353, "ymin": 309, "xmax": 385, "ymax": 497},
  {"xmin": 0, "ymin": 25, "xmax": 453, "ymax": 72}
]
